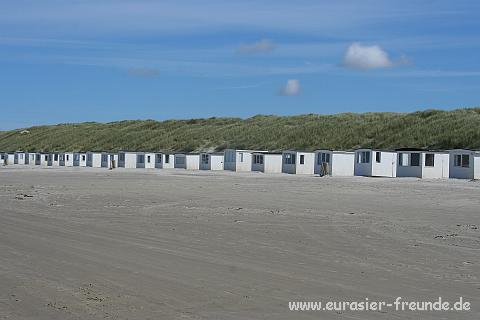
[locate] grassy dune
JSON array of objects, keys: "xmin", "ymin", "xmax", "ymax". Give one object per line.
[{"xmin": 1, "ymin": 108, "xmax": 479, "ymax": 152}]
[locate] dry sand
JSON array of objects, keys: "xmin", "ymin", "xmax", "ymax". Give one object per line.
[{"xmin": 0, "ymin": 166, "xmax": 479, "ymax": 319}]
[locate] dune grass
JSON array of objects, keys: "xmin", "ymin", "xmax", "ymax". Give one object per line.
[{"xmin": 1, "ymin": 108, "xmax": 479, "ymax": 152}]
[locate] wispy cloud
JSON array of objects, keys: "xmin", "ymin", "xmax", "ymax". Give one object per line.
[
  {"xmin": 1, "ymin": 1, "xmax": 474, "ymax": 38},
  {"xmin": 237, "ymin": 39, "xmax": 276, "ymax": 54},
  {"xmin": 215, "ymin": 82, "xmax": 268, "ymax": 90},
  {"xmin": 279, "ymin": 79, "xmax": 301, "ymax": 96},
  {"xmin": 376, "ymin": 69, "xmax": 480, "ymax": 78},
  {"xmin": 0, "ymin": 2, "xmax": 479, "ymax": 81}
]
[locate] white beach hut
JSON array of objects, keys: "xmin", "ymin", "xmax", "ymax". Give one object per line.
[
  {"xmin": 73, "ymin": 153, "xmax": 87, "ymax": 167},
  {"xmin": 34, "ymin": 153, "xmax": 40, "ymax": 165},
  {"xmin": 58, "ymin": 153, "xmax": 65, "ymax": 166},
  {"xmin": 50, "ymin": 153, "xmax": 61, "ymax": 166},
  {"xmin": 6, "ymin": 153, "xmax": 15, "ymax": 165},
  {"xmin": 396, "ymin": 149, "xmax": 449, "ymax": 179},
  {"xmin": 199, "ymin": 152, "xmax": 224, "ymax": 171},
  {"xmin": 185, "ymin": 154, "xmax": 200, "ymax": 170},
  {"xmin": 1, "ymin": 153, "xmax": 13, "ymax": 165},
  {"xmin": 449, "ymin": 149, "xmax": 480, "ymax": 180},
  {"xmin": 61, "ymin": 152, "xmax": 74, "ymax": 167},
  {"xmin": 86, "ymin": 152, "xmax": 116, "ymax": 168},
  {"xmin": 118, "ymin": 151, "xmax": 146, "ymax": 169},
  {"xmin": 174, "ymin": 154, "xmax": 186, "ymax": 169},
  {"xmin": 354, "ymin": 149, "xmax": 397, "ymax": 177},
  {"xmin": 175, "ymin": 154, "xmax": 200, "ymax": 170},
  {"xmin": 108, "ymin": 153, "xmax": 118, "ymax": 168},
  {"xmin": 143, "ymin": 153, "xmax": 157, "ymax": 169},
  {"xmin": 14, "ymin": 152, "xmax": 27, "ymax": 165},
  {"xmin": 86, "ymin": 152, "xmax": 104, "ymax": 168},
  {"xmin": 100, "ymin": 153, "xmax": 118, "ymax": 168},
  {"xmin": 118, "ymin": 152, "xmax": 137, "ymax": 168},
  {"xmin": 224, "ymin": 149, "xmax": 266, "ymax": 172},
  {"xmin": 135, "ymin": 152, "xmax": 146, "ymax": 169},
  {"xmin": 281, "ymin": 151, "xmax": 315, "ymax": 175},
  {"xmin": 251, "ymin": 152, "xmax": 283, "ymax": 174},
  {"xmin": 314, "ymin": 150, "xmax": 355, "ymax": 176},
  {"xmin": 37, "ymin": 153, "xmax": 50, "ymax": 166},
  {"xmin": 153, "ymin": 153, "xmax": 174, "ymax": 169},
  {"xmin": 27, "ymin": 153, "xmax": 36, "ymax": 165}
]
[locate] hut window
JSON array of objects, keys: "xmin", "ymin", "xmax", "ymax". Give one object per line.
[
  {"xmin": 454, "ymin": 155, "xmax": 460, "ymax": 166},
  {"xmin": 358, "ymin": 151, "xmax": 370, "ymax": 164},
  {"xmin": 66, "ymin": 155, "xmax": 69, "ymax": 161},
  {"xmin": 410, "ymin": 153, "xmax": 420, "ymax": 166},
  {"xmin": 147, "ymin": 155, "xmax": 151, "ymax": 163},
  {"xmin": 461, "ymin": 154, "xmax": 470, "ymax": 168},
  {"xmin": 398, "ymin": 153, "xmax": 408, "ymax": 166},
  {"xmin": 375, "ymin": 152, "xmax": 381, "ymax": 163},
  {"xmin": 165, "ymin": 155, "xmax": 170, "ymax": 163},
  {"xmin": 44, "ymin": 155, "xmax": 48, "ymax": 161},
  {"xmin": 318, "ymin": 153, "xmax": 330, "ymax": 165},
  {"xmin": 300, "ymin": 155, "xmax": 305, "ymax": 164},
  {"xmin": 239, "ymin": 152, "xmax": 244, "ymax": 162},
  {"xmin": 425, "ymin": 154, "xmax": 434, "ymax": 167},
  {"xmin": 54, "ymin": 154, "xmax": 58, "ymax": 161},
  {"xmin": 323, "ymin": 153, "xmax": 329, "ymax": 164},
  {"xmin": 201, "ymin": 154, "xmax": 209, "ymax": 164},
  {"xmin": 454, "ymin": 154, "xmax": 469, "ymax": 168},
  {"xmin": 82, "ymin": 155, "xmax": 86, "ymax": 161},
  {"xmin": 253, "ymin": 154, "xmax": 263, "ymax": 164},
  {"xmin": 284, "ymin": 153, "xmax": 296, "ymax": 165},
  {"xmin": 176, "ymin": 156, "xmax": 185, "ymax": 165}
]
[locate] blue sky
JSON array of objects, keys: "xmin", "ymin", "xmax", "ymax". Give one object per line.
[{"xmin": 1, "ymin": 0, "xmax": 480, "ymax": 130}]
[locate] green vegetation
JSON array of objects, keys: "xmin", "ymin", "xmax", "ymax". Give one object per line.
[{"xmin": 1, "ymin": 108, "xmax": 479, "ymax": 152}]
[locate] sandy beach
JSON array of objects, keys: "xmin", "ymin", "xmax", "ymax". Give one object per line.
[{"xmin": 0, "ymin": 166, "xmax": 479, "ymax": 319}]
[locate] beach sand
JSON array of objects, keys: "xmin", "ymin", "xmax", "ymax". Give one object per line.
[{"xmin": 1, "ymin": 166, "xmax": 479, "ymax": 319}]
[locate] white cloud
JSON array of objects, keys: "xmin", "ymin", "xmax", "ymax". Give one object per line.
[
  {"xmin": 237, "ymin": 39, "xmax": 276, "ymax": 54},
  {"xmin": 342, "ymin": 42, "xmax": 393, "ymax": 70},
  {"xmin": 279, "ymin": 79, "xmax": 301, "ymax": 96}
]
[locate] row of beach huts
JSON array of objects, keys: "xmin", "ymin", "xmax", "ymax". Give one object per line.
[{"xmin": 1, "ymin": 148, "xmax": 479, "ymax": 180}]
